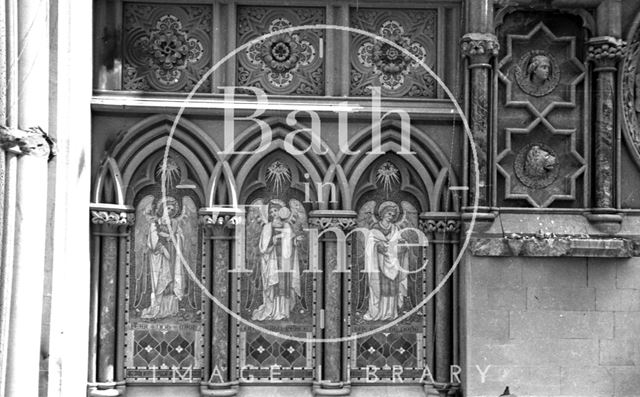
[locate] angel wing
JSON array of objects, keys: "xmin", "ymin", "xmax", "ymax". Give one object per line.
[
  {"xmin": 177, "ymin": 196, "xmax": 199, "ymax": 310},
  {"xmin": 243, "ymin": 199, "xmax": 267, "ymax": 311},
  {"xmin": 288, "ymin": 199, "xmax": 309, "ymax": 310},
  {"xmin": 133, "ymin": 195, "xmax": 156, "ymax": 311},
  {"xmin": 354, "ymin": 201, "xmax": 377, "ymax": 312},
  {"xmin": 396, "ymin": 201, "xmax": 421, "ymax": 308}
]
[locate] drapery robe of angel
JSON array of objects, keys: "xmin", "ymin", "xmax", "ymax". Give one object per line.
[
  {"xmin": 251, "ymin": 220, "xmax": 301, "ymax": 321},
  {"xmin": 141, "ymin": 218, "xmax": 185, "ymax": 319},
  {"xmin": 363, "ymin": 222, "xmax": 409, "ymax": 321}
]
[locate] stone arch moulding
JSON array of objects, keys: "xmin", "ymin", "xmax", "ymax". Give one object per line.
[
  {"xmin": 228, "ymin": 116, "xmax": 345, "ymax": 210},
  {"xmin": 339, "ymin": 119, "xmax": 460, "ymax": 213},
  {"xmin": 622, "ymin": 10, "xmax": 640, "ymax": 171}
]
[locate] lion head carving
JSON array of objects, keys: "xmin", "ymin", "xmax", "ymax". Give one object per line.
[{"xmin": 523, "ymin": 145, "xmax": 557, "ymax": 178}]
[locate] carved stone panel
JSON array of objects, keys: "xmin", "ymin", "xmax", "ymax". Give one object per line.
[
  {"xmin": 237, "ymin": 6, "xmax": 325, "ymax": 95},
  {"xmin": 236, "ymin": 156, "xmax": 316, "ymax": 381},
  {"xmin": 124, "ymin": 155, "xmax": 205, "ymax": 382},
  {"xmin": 496, "ymin": 14, "xmax": 586, "ymax": 207},
  {"xmin": 123, "ymin": 3, "xmax": 212, "ymax": 92},
  {"xmin": 350, "ymin": 8, "xmax": 437, "ymax": 97}
]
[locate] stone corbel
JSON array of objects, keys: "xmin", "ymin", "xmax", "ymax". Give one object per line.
[{"xmin": 0, "ymin": 125, "xmax": 56, "ymax": 160}]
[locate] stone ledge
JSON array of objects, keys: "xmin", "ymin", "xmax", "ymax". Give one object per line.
[{"xmin": 470, "ymin": 234, "xmax": 636, "ymax": 257}]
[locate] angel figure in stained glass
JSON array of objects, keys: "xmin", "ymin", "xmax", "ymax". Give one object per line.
[
  {"xmin": 246, "ymin": 198, "xmax": 307, "ymax": 321},
  {"xmin": 133, "ymin": 195, "xmax": 198, "ymax": 319},
  {"xmin": 357, "ymin": 200, "xmax": 419, "ymax": 321}
]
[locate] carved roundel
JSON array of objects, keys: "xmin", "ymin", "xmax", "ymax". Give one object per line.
[
  {"xmin": 514, "ymin": 50, "xmax": 560, "ymax": 97},
  {"xmin": 514, "ymin": 143, "xmax": 559, "ymax": 189}
]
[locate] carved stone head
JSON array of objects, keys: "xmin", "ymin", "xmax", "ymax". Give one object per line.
[
  {"xmin": 524, "ymin": 145, "xmax": 557, "ymax": 178},
  {"xmin": 527, "ymin": 54, "xmax": 551, "ymax": 85}
]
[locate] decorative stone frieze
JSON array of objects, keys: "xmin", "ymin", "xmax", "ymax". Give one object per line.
[
  {"xmin": 0, "ymin": 125, "xmax": 56, "ymax": 159},
  {"xmin": 471, "ymin": 233, "xmax": 633, "ymax": 257}
]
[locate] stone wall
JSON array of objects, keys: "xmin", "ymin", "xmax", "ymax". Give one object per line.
[{"xmin": 464, "ymin": 255, "xmax": 640, "ymax": 396}]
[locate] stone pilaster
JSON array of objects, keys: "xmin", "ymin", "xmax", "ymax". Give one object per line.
[
  {"xmin": 309, "ymin": 210, "xmax": 356, "ymax": 397},
  {"xmin": 586, "ymin": 36, "xmax": 625, "ymax": 233},
  {"xmin": 88, "ymin": 206, "xmax": 132, "ymax": 397},
  {"xmin": 200, "ymin": 210, "xmax": 239, "ymax": 397},
  {"xmin": 461, "ymin": 33, "xmax": 499, "ymax": 210}
]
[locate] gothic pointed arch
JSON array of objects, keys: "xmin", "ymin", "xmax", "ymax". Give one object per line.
[
  {"xmin": 340, "ymin": 119, "xmax": 459, "ymax": 212},
  {"xmin": 229, "ymin": 117, "xmax": 346, "ymax": 209}
]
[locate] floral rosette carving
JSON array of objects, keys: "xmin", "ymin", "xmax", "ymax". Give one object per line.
[
  {"xmin": 237, "ymin": 8, "xmax": 324, "ymax": 95},
  {"xmin": 350, "ymin": 10, "xmax": 436, "ymax": 97},
  {"xmin": 123, "ymin": 4, "xmax": 211, "ymax": 92}
]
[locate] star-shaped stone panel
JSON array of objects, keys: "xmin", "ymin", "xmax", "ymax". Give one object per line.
[
  {"xmin": 496, "ymin": 118, "xmax": 586, "ymax": 207},
  {"xmin": 498, "ymin": 22, "xmax": 585, "ymax": 115}
]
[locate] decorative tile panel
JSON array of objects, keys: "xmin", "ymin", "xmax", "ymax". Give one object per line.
[
  {"xmin": 123, "ymin": 3, "xmax": 212, "ymax": 92},
  {"xmin": 350, "ymin": 8, "xmax": 437, "ymax": 97},
  {"xmin": 237, "ymin": 7, "xmax": 325, "ymax": 95}
]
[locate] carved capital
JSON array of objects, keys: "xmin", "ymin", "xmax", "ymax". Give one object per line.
[
  {"xmin": 90, "ymin": 210, "xmax": 135, "ymax": 226},
  {"xmin": 586, "ymin": 36, "xmax": 626, "ymax": 69},
  {"xmin": 419, "ymin": 219, "xmax": 461, "ymax": 234},
  {"xmin": 309, "ymin": 217, "xmax": 357, "ymax": 231},
  {"xmin": 460, "ymin": 33, "xmax": 500, "ymax": 64},
  {"xmin": 199, "ymin": 214, "xmax": 238, "ymax": 228},
  {"xmin": 0, "ymin": 125, "xmax": 56, "ymax": 159}
]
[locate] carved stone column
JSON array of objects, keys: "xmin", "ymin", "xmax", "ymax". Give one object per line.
[
  {"xmin": 88, "ymin": 208, "xmax": 133, "ymax": 397},
  {"xmin": 419, "ymin": 215, "xmax": 461, "ymax": 397},
  {"xmin": 461, "ymin": 34, "xmax": 499, "ymax": 211},
  {"xmin": 586, "ymin": 37, "xmax": 625, "ymax": 232},
  {"xmin": 200, "ymin": 211, "xmax": 239, "ymax": 397},
  {"xmin": 0, "ymin": 127, "xmax": 55, "ymax": 397},
  {"xmin": 309, "ymin": 210, "xmax": 356, "ymax": 397}
]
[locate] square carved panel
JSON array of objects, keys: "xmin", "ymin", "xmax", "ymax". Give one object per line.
[
  {"xmin": 123, "ymin": 3, "xmax": 212, "ymax": 92},
  {"xmin": 237, "ymin": 6, "xmax": 325, "ymax": 95},
  {"xmin": 350, "ymin": 8, "xmax": 437, "ymax": 97}
]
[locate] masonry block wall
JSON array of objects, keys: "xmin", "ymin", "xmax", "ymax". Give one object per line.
[{"xmin": 464, "ymin": 256, "xmax": 640, "ymax": 397}]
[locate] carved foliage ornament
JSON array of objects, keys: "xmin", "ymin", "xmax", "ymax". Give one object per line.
[
  {"xmin": 123, "ymin": 4, "xmax": 212, "ymax": 92},
  {"xmin": 514, "ymin": 143, "xmax": 559, "ymax": 189},
  {"xmin": 350, "ymin": 9, "xmax": 436, "ymax": 97},
  {"xmin": 90, "ymin": 211, "xmax": 135, "ymax": 226}
]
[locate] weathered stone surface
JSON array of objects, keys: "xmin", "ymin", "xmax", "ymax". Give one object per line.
[
  {"xmin": 527, "ymin": 287, "xmax": 596, "ymax": 311},
  {"xmin": 470, "ymin": 235, "xmax": 633, "ymax": 257},
  {"xmin": 510, "ymin": 311, "xmax": 613, "ymax": 340},
  {"xmin": 599, "ymin": 339, "xmax": 640, "ymax": 366},
  {"xmin": 596, "ymin": 288, "xmax": 640, "ymax": 312}
]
